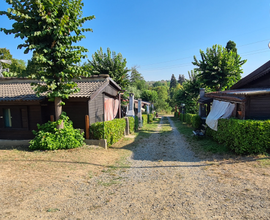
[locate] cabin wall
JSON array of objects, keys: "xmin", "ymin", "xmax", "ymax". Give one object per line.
[
  {"xmin": 88, "ymin": 84, "xmax": 119, "ymax": 125},
  {"xmin": 0, "ymin": 104, "xmax": 42, "ymax": 139},
  {"xmin": 41, "ymin": 99, "xmax": 88, "ymax": 130},
  {"xmin": 88, "ymin": 92, "xmax": 104, "ymax": 125},
  {"xmin": 245, "ymin": 94, "xmax": 270, "ymax": 120}
]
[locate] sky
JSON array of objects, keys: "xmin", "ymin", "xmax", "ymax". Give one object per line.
[{"xmin": 1, "ymin": 0, "xmax": 270, "ymax": 82}]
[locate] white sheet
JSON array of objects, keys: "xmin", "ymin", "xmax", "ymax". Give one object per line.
[{"xmin": 206, "ymin": 100, "xmax": 235, "ymax": 131}]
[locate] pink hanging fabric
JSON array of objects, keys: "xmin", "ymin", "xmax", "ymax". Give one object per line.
[{"xmin": 104, "ymin": 97, "xmax": 119, "ymax": 121}]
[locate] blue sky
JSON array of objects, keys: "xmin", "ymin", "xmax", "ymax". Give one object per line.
[{"xmin": 1, "ymin": 0, "xmax": 270, "ymax": 81}]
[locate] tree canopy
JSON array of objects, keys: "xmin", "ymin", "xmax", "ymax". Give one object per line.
[
  {"xmin": 84, "ymin": 47, "xmax": 130, "ymax": 89},
  {"xmin": 226, "ymin": 40, "xmax": 237, "ymax": 53},
  {"xmin": 0, "ymin": 48, "xmax": 26, "ymax": 77},
  {"xmin": 170, "ymin": 74, "xmax": 177, "ymax": 89},
  {"xmin": 192, "ymin": 44, "xmax": 246, "ymax": 91},
  {"xmin": 0, "ymin": 0, "xmax": 95, "ymax": 126},
  {"xmin": 178, "ymin": 74, "xmax": 185, "ymax": 85}
]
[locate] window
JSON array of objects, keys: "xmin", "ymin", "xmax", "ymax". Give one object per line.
[{"xmin": 3, "ymin": 108, "xmax": 12, "ymax": 128}]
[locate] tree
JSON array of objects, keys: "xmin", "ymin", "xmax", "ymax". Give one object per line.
[
  {"xmin": 192, "ymin": 44, "xmax": 246, "ymax": 91},
  {"xmin": 226, "ymin": 40, "xmax": 237, "ymax": 53},
  {"xmin": 130, "ymin": 66, "xmax": 144, "ymax": 85},
  {"xmin": 178, "ymin": 74, "xmax": 185, "ymax": 85},
  {"xmin": 85, "ymin": 47, "xmax": 130, "ymax": 89},
  {"xmin": 141, "ymin": 90, "xmax": 158, "ymax": 103},
  {"xmin": 0, "ymin": 0, "xmax": 95, "ymax": 128},
  {"xmin": 175, "ymin": 70, "xmax": 202, "ymax": 114},
  {"xmin": 0, "ymin": 48, "xmax": 26, "ymax": 77},
  {"xmin": 170, "ymin": 74, "xmax": 177, "ymax": 89}
]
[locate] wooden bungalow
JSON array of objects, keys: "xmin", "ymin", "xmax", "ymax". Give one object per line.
[
  {"xmin": 0, "ymin": 74, "xmax": 122, "ymax": 139},
  {"xmin": 205, "ymin": 60, "xmax": 270, "ymax": 120}
]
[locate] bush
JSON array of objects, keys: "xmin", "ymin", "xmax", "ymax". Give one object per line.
[
  {"xmin": 185, "ymin": 113, "xmax": 201, "ymax": 129},
  {"xmin": 135, "ymin": 116, "xmax": 139, "ymax": 131},
  {"xmin": 89, "ymin": 118, "xmax": 126, "ymax": 147},
  {"xmin": 142, "ymin": 114, "xmax": 148, "ymax": 126},
  {"xmin": 183, "ymin": 114, "xmax": 187, "ymax": 122},
  {"xmin": 186, "ymin": 114, "xmax": 192, "ymax": 124},
  {"xmin": 148, "ymin": 114, "xmax": 154, "ymax": 123},
  {"xmin": 180, "ymin": 113, "xmax": 183, "ymax": 121},
  {"xmin": 128, "ymin": 117, "xmax": 135, "ymax": 134},
  {"xmin": 29, "ymin": 113, "xmax": 84, "ymax": 151},
  {"xmin": 191, "ymin": 115, "xmax": 201, "ymax": 129},
  {"xmin": 206, "ymin": 118, "xmax": 270, "ymax": 154}
]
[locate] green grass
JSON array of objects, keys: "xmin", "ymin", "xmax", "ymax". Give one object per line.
[{"xmin": 171, "ymin": 117, "xmax": 231, "ymax": 155}]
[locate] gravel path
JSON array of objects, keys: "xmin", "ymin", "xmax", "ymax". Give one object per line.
[{"xmin": 3, "ymin": 116, "xmax": 269, "ymax": 219}]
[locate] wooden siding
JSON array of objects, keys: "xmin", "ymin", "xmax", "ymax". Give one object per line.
[
  {"xmin": 41, "ymin": 100, "xmax": 88, "ymax": 129},
  {"xmin": 0, "ymin": 105, "xmax": 41, "ymax": 139},
  {"xmin": 88, "ymin": 92, "xmax": 104, "ymax": 125},
  {"xmin": 246, "ymin": 95, "xmax": 270, "ymax": 119}
]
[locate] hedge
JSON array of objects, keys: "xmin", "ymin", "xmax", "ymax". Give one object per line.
[
  {"xmin": 185, "ymin": 113, "xmax": 201, "ymax": 129},
  {"xmin": 135, "ymin": 115, "xmax": 139, "ymax": 131},
  {"xmin": 128, "ymin": 117, "xmax": 135, "ymax": 134},
  {"xmin": 148, "ymin": 114, "xmax": 154, "ymax": 123},
  {"xmin": 142, "ymin": 114, "xmax": 148, "ymax": 126},
  {"xmin": 89, "ymin": 118, "xmax": 126, "ymax": 147},
  {"xmin": 206, "ymin": 118, "xmax": 270, "ymax": 155}
]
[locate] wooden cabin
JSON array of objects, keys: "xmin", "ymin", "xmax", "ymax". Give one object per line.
[
  {"xmin": 0, "ymin": 74, "xmax": 121, "ymax": 139},
  {"xmin": 205, "ymin": 60, "xmax": 270, "ymax": 120}
]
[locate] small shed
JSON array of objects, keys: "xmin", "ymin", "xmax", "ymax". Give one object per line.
[
  {"xmin": 0, "ymin": 74, "xmax": 122, "ymax": 139},
  {"xmin": 205, "ymin": 60, "xmax": 270, "ymax": 120}
]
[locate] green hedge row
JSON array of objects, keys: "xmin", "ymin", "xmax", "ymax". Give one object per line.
[
  {"xmin": 178, "ymin": 112, "xmax": 201, "ymax": 129},
  {"xmin": 135, "ymin": 115, "xmax": 139, "ymax": 131},
  {"xmin": 148, "ymin": 114, "xmax": 154, "ymax": 123},
  {"xmin": 89, "ymin": 118, "xmax": 126, "ymax": 146},
  {"xmin": 128, "ymin": 117, "xmax": 135, "ymax": 134},
  {"xmin": 206, "ymin": 118, "xmax": 270, "ymax": 154},
  {"xmin": 186, "ymin": 113, "xmax": 201, "ymax": 129},
  {"xmin": 142, "ymin": 114, "xmax": 148, "ymax": 125}
]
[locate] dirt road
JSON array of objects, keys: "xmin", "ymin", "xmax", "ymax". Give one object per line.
[{"xmin": 1, "ymin": 116, "xmax": 269, "ymax": 219}]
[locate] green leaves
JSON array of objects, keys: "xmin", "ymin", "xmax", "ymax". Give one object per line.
[
  {"xmin": 193, "ymin": 44, "xmax": 247, "ymax": 91},
  {"xmin": 1, "ymin": 0, "xmax": 95, "ymax": 100},
  {"xmin": 29, "ymin": 113, "xmax": 84, "ymax": 150},
  {"xmin": 84, "ymin": 47, "xmax": 130, "ymax": 89}
]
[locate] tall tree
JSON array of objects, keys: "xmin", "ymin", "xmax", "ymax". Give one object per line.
[
  {"xmin": 178, "ymin": 74, "xmax": 185, "ymax": 85},
  {"xmin": 85, "ymin": 47, "xmax": 130, "ymax": 89},
  {"xmin": 0, "ymin": 0, "xmax": 94, "ymax": 128},
  {"xmin": 170, "ymin": 74, "xmax": 177, "ymax": 89},
  {"xmin": 226, "ymin": 40, "xmax": 237, "ymax": 53},
  {"xmin": 192, "ymin": 44, "xmax": 246, "ymax": 91}
]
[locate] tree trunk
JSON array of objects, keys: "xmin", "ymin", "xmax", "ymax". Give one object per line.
[{"xmin": 55, "ymin": 97, "xmax": 64, "ymax": 129}]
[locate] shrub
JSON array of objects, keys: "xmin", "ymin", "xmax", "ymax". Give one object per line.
[
  {"xmin": 29, "ymin": 113, "xmax": 84, "ymax": 151},
  {"xmin": 186, "ymin": 113, "xmax": 192, "ymax": 124},
  {"xmin": 207, "ymin": 118, "xmax": 270, "ymax": 155},
  {"xmin": 180, "ymin": 113, "xmax": 183, "ymax": 121},
  {"xmin": 135, "ymin": 116, "xmax": 139, "ymax": 131},
  {"xmin": 185, "ymin": 113, "xmax": 201, "ymax": 129},
  {"xmin": 128, "ymin": 117, "xmax": 135, "ymax": 134},
  {"xmin": 191, "ymin": 115, "xmax": 201, "ymax": 129},
  {"xmin": 89, "ymin": 118, "xmax": 126, "ymax": 147},
  {"xmin": 148, "ymin": 114, "xmax": 154, "ymax": 123},
  {"xmin": 142, "ymin": 114, "xmax": 148, "ymax": 126},
  {"xmin": 183, "ymin": 114, "xmax": 187, "ymax": 122}
]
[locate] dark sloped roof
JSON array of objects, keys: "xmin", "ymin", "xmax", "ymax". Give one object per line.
[
  {"xmin": 198, "ymin": 96, "xmax": 213, "ymax": 104},
  {"xmin": 231, "ymin": 60, "xmax": 270, "ymax": 89},
  {"xmin": 0, "ymin": 76, "xmax": 119, "ymax": 102}
]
